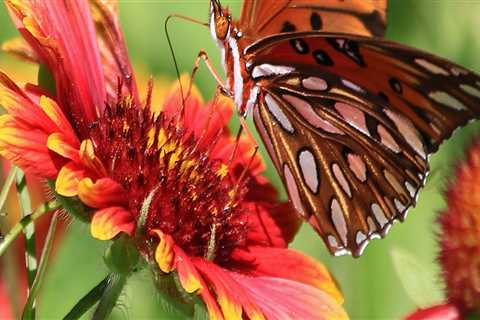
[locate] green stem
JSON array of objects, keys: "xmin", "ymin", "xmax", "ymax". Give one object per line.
[
  {"xmin": 0, "ymin": 166, "xmax": 18, "ymax": 213},
  {"xmin": 62, "ymin": 274, "xmax": 111, "ymax": 320},
  {"xmin": 22, "ymin": 211, "xmax": 59, "ymax": 320},
  {"xmin": 0, "ymin": 201, "xmax": 59, "ymax": 257},
  {"xmin": 15, "ymin": 170, "xmax": 37, "ymax": 292},
  {"xmin": 92, "ymin": 274, "xmax": 127, "ymax": 320}
]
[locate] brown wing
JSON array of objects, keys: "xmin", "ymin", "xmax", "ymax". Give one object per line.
[
  {"xmin": 238, "ymin": 0, "xmax": 387, "ymax": 45},
  {"xmin": 248, "ymin": 33, "xmax": 480, "ymax": 256}
]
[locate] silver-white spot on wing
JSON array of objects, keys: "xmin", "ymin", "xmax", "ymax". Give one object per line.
[
  {"xmin": 394, "ymin": 198, "xmax": 406, "ymax": 213},
  {"xmin": 371, "ymin": 203, "xmax": 388, "ymax": 228},
  {"xmin": 341, "ymin": 79, "xmax": 365, "ymax": 93},
  {"xmin": 347, "ymin": 153, "xmax": 367, "ymax": 182},
  {"xmin": 384, "ymin": 109, "xmax": 426, "ymax": 159},
  {"xmin": 332, "ymin": 163, "xmax": 352, "ymax": 198},
  {"xmin": 414, "ymin": 58, "xmax": 449, "ymax": 75},
  {"xmin": 429, "ymin": 91, "xmax": 467, "ymax": 111},
  {"xmin": 302, "ymin": 76, "xmax": 328, "ymax": 91},
  {"xmin": 331, "ymin": 198, "xmax": 348, "ymax": 246},
  {"xmin": 451, "ymin": 67, "xmax": 468, "ymax": 76},
  {"xmin": 252, "ymin": 63, "xmax": 295, "ymax": 79},
  {"xmin": 265, "ymin": 94, "xmax": 294, "ymax": 133},
  {"xmin": 283, "ymin": 164, "xmax": 306, "ymax": 217},
  {"xmin": 377, "ymin": 124, "xmax": 401, "ymax": 153},
  {"xmin": 283, "ymin": 94, "xmax": 344, "ymax": 135},
  {"xmin": 335, "ymin": 102, "xmax": 369, "ymax": 136},
  {"xmin": 356, "ymin": 231, "xmax": 369, "ymax": 256},
  {"xmin": 298, "ymin": 149, "xmax": 319, "ymax": 193},
  {"xmin": 405, "ymin": 181, "xmax": 416, "ymax": 197},
  {"xmin": 460, "ymin": 84, "xmax": 480, "ymax": 98}
]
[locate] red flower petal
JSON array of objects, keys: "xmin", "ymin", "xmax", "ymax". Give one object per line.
[
  {"xmin": 7, "ymin": 0, "xmax": 107, "ymax": 125},
  {"xmin": 90, "ymin": 206, "xmax": 135, "ymax": 240},
  {"xmin": 151, "ymin": 231, "xmax": 224, "ymax": 320},
  {"xmin": 55, "ymin": 162, "xmax": 85, "ymax": 197},
  {"xmin": 47, "ymin": 133, "xmax": 80, "ymax": 162},
  {"xmin": 0, "ymin": 71, "xmax": 58, "ymax": 133},
  {"xmin": 195, "ymin": 259, "xmax": 347, "ymax": 320},
  {"xmin": 78, "ymin": 177, "xmax": 126, "ymax": 208},
  {"xmin": 151, "ymin": 229, "xmax": 175, "ymax": 273},
  {"xmin": 39, "ymin": 95, "xmax": 79, "ymax": 145},
  {"xmin": 231, "ymin": 246, "xmax": 343, "ymax": 304},
  {"xmin": 0, "ymin": 115, "xmax": 58, "ymax": 178},
  {"xmin": 78, "ymin": 139, "xmax": 106, "ymax": 176},
  {"xmin": 405, "ymin": 304, "xmax": 460, "ymax": 320},
  {"xmin": 89, "ymin": 0, "xmax": 139, "ymax": 104},
  {"xmin": 244, "ymin": 201, "xmax": 301, "ymax": 248},
  {"xmin": 162, "ymin": 75, "xmax": 204, "ymax": 119}
]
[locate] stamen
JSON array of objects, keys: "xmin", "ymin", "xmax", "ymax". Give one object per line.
[
  {"xmin": 137, "ymin": 185, "xmax": 160, "ymax": 237},
  {"xmin": 206, "ymin": 222, "xmax": 218, "ymax": 261}
]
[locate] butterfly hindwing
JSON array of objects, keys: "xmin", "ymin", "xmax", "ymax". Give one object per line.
[
  {"xmin": 249, "ymin": 33, "xmax": 480, "ymax": 256},
  {"xmin": 239, "ymin": 0, "xmax": 387, "ymax": 45}
]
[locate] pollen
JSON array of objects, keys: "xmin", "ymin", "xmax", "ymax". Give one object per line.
[
  {"xmin": 89, "ymin": 99, "xmax": 248, "ymax": 264},
  {"xmin": 217, "ymin": 163, "xmax": 228, "ymax": 178}
]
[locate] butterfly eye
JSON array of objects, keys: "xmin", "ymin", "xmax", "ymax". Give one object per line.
[{"xmin": 215, "ymin": 16, "xmax": 230, "ymax": 40}]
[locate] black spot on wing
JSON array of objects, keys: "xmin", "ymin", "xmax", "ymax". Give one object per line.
[
  {"xmin": 313, "ymin": 49, "xmax": 333, "ymax": 66},
  {"xmin": 281, "ymin": 21, "xmax": 296, "ymax": 33},
  {"xmin": 389, "ymin": 78, "xmax": 402, "ymax": 94},
  {"xmin": 326, "ymin": 38, "xmax": 366, "ymax": 67},
  {"xmin": 290, "ymin": 38, "xmax": 310, "ymax": 54},
  {"xmin": 310, "ymin": 12, "xmax": 322, "ymax": 30}
]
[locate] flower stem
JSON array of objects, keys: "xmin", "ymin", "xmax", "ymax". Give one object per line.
[
  {"xmin": 15, "ymin": 169, "xmax": 37, "ymax": 293},
  {"xmin": 22, "ymin": 211, "xmax": 59, "ymax": 320},
  {"xmin": 0, "ymin": 200, "xmax": 59, "ymax": 257},
  {"xmin": 0, "ymin": 166, "xmax": 18, "ymax": 214},
  {"xmin": 62, "ymin": 274, "xmax": 111, "ymax": 320},
  {"xmin": 92, "ymin": 273, "xmax": 127, "ymax": 320}
]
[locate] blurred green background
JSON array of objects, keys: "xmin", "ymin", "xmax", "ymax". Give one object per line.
[{"xmin": 1, "ymin": 1, "xmax": 480, "ymax": 319}]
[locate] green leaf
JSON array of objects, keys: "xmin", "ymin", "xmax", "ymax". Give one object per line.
[
  {"xmin": 23, "ymin": 212, "xmax": 59, "ymax": 319},
  {"xmin": 92, "ymin": 273, "xmax": 127, "ymax": 320},
  {"xmin": 192, "ymin": 298, "xmax": 209, "ymax": 320},
  {"xmin": 63, "ymin": 274, "xmax": 111, "ymax": 320},
  {"xmin": 15, "ymin": 169, "xmax": 37, "ymax": 320},
  {"xmin": 390, "ymin": 247, "xmax": 443, "ymax": 307}
]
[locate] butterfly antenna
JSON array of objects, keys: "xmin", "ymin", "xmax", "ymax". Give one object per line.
[
  {"xmin": 164, "ymin": 15, "xmax": 186, "ymax": 113},
  {"xmin": 164, "ymin": 14, "xmax": 209, "ymax": 119}
]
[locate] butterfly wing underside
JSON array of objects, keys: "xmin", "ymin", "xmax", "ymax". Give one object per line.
[
  {"xmin": 238, "ymin": 0, "xmax": 387, "ymax": 45},
  {"xmin": 248, "ymin": 33, "xmax": 480, "ymax": 256}
]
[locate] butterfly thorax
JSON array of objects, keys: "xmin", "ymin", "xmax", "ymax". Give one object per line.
[{"xmin": 209, "ymin": 1, "xmax": 258, "ymax": 117}]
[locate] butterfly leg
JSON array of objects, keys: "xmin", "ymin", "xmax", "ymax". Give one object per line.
[{"xmin": 187, "ymin": 50, "xmax": 230, "ymax": 99}]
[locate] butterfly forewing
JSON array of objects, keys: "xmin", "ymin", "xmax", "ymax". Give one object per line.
[
  {"xmin": 239, "ymin": 0, "xmax": 387, "ymax": 45},
  {"xmin": 248, "ymin": 33, "xmax": 480, "ymax": 256}
]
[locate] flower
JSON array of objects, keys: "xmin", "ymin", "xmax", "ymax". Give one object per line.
[
  {"xmin": 0, "ymin": 0, "xmax": 347, "ymax": 318},
  {"xmin": 405, "ymin": 141, "xmax": 480, "ymax": 319}
]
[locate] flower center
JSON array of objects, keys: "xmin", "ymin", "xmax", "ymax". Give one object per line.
[{"xmin": 89, "ymin": 100, "xmax": 248, "ymax": 262}]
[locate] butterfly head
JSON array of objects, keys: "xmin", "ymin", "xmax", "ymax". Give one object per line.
[{"xmin": 209, "ymin": 0, "xmax": 233, "ymax": 45}]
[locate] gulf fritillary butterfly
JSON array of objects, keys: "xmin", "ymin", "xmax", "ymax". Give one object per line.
[{"xmin": 201, "ymin": 0, "xmax": 480, "ymax": 257}]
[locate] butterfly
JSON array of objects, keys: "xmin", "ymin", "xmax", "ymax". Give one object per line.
[{"xmin": 204, "ymin": 0, "xmax": 480, "ymax": 257}]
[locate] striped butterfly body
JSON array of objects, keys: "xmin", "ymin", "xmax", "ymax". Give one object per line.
[{"xmin": 208, "ymin": 0, "xmax": 480, "ymax": 257}]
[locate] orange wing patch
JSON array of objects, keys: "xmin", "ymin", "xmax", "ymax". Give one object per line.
[{"xmin": 238, "ymin": 0, "xmax": 387, "ymax": 44}]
